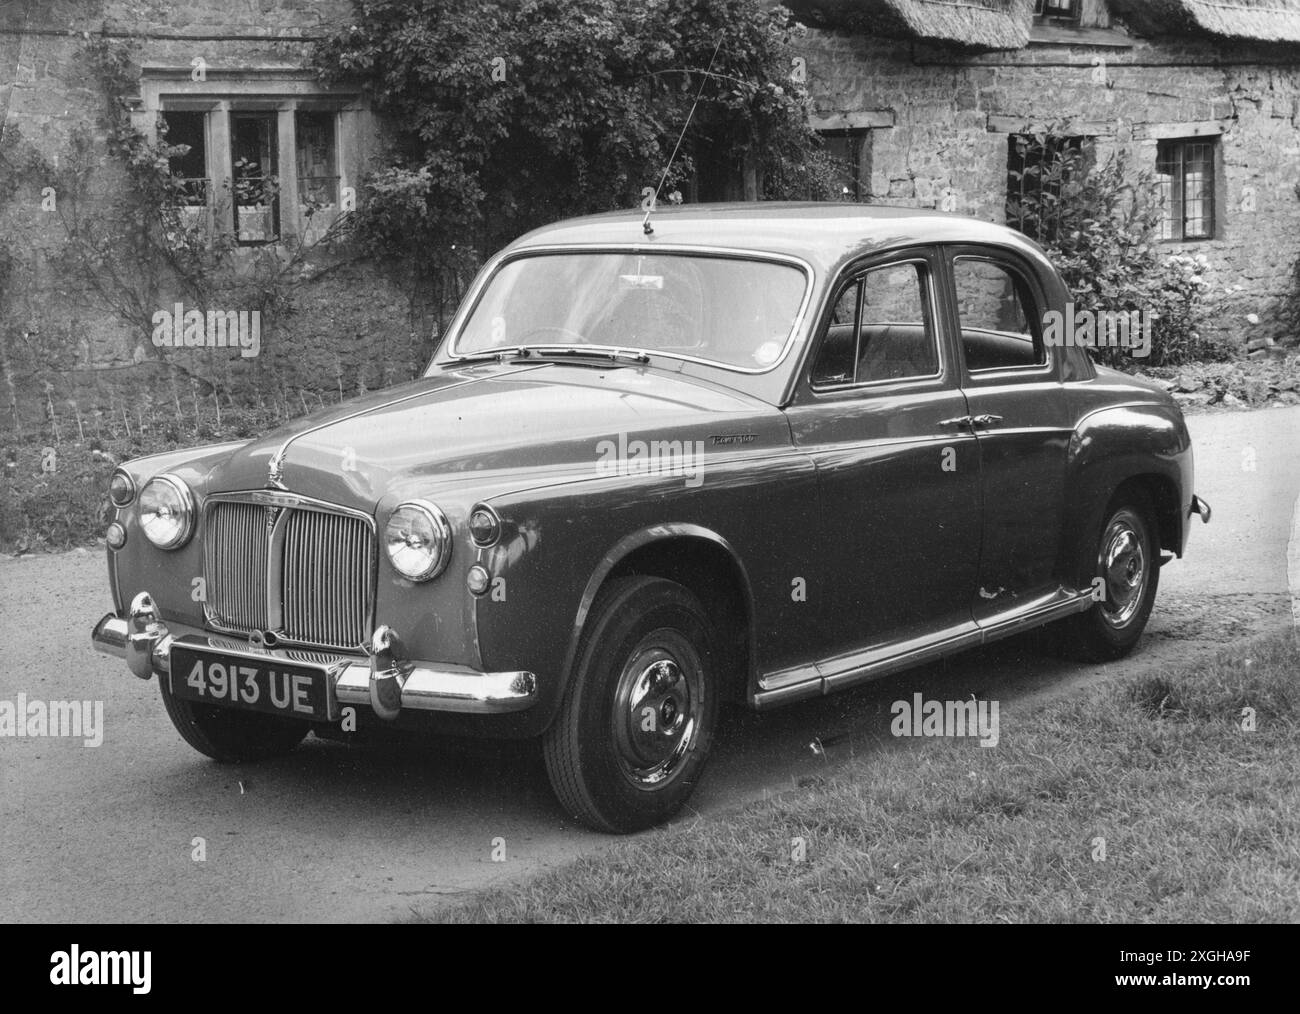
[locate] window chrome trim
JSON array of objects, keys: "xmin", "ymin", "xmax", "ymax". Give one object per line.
[
  {"xmin": 951, "ymin": 253, "xmax": 1054, "ymax": 377},
  {"xmin": 807, "ymin": 256, "xmax": 947, "ymax": 394}
]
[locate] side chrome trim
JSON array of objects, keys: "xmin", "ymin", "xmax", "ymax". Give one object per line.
[{"xmin": 752, "ymin": 589, "xmax": 1093, "ymax": 711}]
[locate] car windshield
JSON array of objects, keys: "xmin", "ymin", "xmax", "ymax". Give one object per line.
[{"xmin": 450, "ymin": 252, "xmax": 808, "ymax": 371}]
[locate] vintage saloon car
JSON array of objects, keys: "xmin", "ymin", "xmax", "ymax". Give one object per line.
[{"xmin": 92, "ymin": 204, "xmax": 1210, "ymax": 832}]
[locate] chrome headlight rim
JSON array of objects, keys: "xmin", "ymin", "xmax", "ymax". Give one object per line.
[
  {"xmin": 109, "ymin": 468, "xmax": 136, "ymax": 508},
  {"xmin": 385, "ymin": 500, "xmax": 453, "ymax": 582},
  {"xmin": 138, "ymin": 474, "xmax": 196, "ymax": 550}
]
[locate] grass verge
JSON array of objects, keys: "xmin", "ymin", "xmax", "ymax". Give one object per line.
[{"xmin": 436, "ymin": 629, "xmax": 1300, "ymax": 923}]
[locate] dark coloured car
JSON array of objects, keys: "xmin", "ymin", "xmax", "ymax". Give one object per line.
[{"xmin": 92, "ymin": 203, "xmax": 1211, "ymax": 831}]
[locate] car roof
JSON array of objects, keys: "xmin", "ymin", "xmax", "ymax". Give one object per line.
[{"xmin": 507, "ymin": 201, "xmax": 1053, "ymax": 275}]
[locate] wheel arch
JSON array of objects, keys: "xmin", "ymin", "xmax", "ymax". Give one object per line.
[
  {"xmin": 562, "ymin": 525, "xmax": 757, "ymax": 706},
  {"xmin": 1061, "ymin": 402, "xmax": 1192, "ymax": 588}
]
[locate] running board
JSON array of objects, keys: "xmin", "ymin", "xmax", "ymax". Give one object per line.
[{"xmin": 752, "ymin": 590, "xmax": 1093, "ymax": 711}]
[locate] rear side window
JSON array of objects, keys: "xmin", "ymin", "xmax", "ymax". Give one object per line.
[
  {"xmin": 811, "ymin": 261, "xmax": 939, "ymax": 387},
  {"xmin": 952, "ymin": 257, "xmax": 1044, "ymax": 371}
]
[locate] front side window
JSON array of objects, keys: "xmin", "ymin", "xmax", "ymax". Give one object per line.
[
  {"xmin": 452, "ymin": 253, "xmax": 808, "ymax": 372},
  {"xmin": 811, "ymin": 261, "xmax": 939, "ymax": 387},
  {"xmin": 952, "ymin": 257, "xmax": 1045, "ymax": 372}
]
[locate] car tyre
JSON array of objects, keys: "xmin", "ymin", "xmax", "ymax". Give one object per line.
[
  {"xmin": 543, "ymin": 576, "xmax": 720, "ymax": 833},
  {"xmin": 159, "ymin": 677, "xmax": 311, "ymax": 762},
  {"xmin": 1059, "ymin": 490, "xmax": 1160, "ymax": 662}
]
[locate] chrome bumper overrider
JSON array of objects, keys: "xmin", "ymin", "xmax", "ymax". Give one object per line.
[{"xmin": 92, "ymin": 592, "xmax": 537, "ymax": 717}]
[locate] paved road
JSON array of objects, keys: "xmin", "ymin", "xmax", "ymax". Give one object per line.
[{"xmin": 1, "ymin": 407, "xmax": 1296, "ymax": 922}]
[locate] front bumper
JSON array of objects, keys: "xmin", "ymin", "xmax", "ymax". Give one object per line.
[{"xmin": 92, "ymin": 592, "xmax": 537, "ymax": 717}]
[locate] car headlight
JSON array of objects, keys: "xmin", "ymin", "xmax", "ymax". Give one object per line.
[
  {"xmin": 138, "ymin": 475, "xmax": 195, "ymax": 550},
  {"xmin": 385, "ymin": 501, "xmax": 452, "ymax": 581}
]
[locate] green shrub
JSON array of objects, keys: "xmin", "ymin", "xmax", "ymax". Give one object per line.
[{"xmin": 1007, "ymin": 134, "xmax": 1233, "ymax": 367}]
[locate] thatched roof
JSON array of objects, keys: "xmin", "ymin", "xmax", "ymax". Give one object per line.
[
  {"xmin": 1111, "ymin": 0, "xmax": 1300, "ymax": 42},
  {"xmin": 785, "ymin": 0, "xmax": 1034, "ymax": 50}
]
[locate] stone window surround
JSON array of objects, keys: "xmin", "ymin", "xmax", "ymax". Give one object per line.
[
  {"xmin": 811, "ymin": 111, "xmax": 893, "ymax": 202},
  {"xmin": 987, "ymin": 116, "xmax": 1229, "ymax": 241},
  {"xmin": 130, "ymin": 66, "xmax": 365, "ymax": 242},
  {"xmin": 1150, "ymin": 129, "xmax": 1224, "ymax": 243}
]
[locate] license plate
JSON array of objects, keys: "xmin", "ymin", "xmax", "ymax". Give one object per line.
[{"xmin": 169, "ymin": 645, "xmax": 334, "ymax": 721}]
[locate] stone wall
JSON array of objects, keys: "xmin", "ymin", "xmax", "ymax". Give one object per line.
[
  {"xmin": 797, "ymin": 26, "xmax": 1300, "ymax": 347},
  {"xmin": 0, "ymin": 0, "xmax": 419, "ymax": 428},
  {"xmin": 3, "ymin": 1, "xmax": 1298, "ymax": 434}
]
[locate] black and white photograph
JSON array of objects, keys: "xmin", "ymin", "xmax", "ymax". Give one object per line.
[{"xmin": 0, "ymin": 0, "xmax": 1297, "ymax": 954}]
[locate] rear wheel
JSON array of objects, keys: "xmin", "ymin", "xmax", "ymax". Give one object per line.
[
  {"xmin": 159, "ymin": 677, "xmax": 310, "ymax": 762},
  {"xmin": 1060, "ymin": 491, "xmax": 1160, "ymax": 661},
  {"xmin": 543, "ymin": 576, "xmax": 719, "ymax": 833}
]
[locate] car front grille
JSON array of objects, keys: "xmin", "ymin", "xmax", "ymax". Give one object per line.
[{"xmin": 204, "ymin": 498, "xmax": 375, "ymax": 651}]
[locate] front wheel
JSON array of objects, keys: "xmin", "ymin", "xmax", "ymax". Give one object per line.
[
  {"xmin": 543, "ymin": 576, "xmax": 720, "ymax": 833},
  {"xmin": 1059, "ymin": 492, "xmax": 1160, "ymax": 662}
]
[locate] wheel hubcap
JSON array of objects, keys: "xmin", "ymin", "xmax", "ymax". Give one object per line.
[
  {"xmin": 1100, "ymin": 512, "xmax": 1147, "ymax": 628},
  {"xmin": 611, "ymin": 631, "xmax": 703, "ymax": 788}
]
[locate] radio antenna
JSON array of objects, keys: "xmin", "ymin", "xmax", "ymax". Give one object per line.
[{"xmin": 642, "ymin": 36, "xmax": 724, "ymax": 236}]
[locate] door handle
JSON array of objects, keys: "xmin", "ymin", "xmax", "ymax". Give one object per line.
[
  {"xmin": 939, "ymin": 416, "xmax": 973, "ymax": 428},
  {"xmin": 971, "ymin": 414, "xmax": 1004, "ymax": 429}
]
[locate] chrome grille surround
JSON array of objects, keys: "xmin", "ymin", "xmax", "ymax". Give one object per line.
[{"xmin": 202, "ymin": 492, "xmax": 376, "ymax": 652}]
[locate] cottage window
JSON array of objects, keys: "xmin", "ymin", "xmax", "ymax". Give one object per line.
[
  {"xmin": 161, "ymin": 111, "xmax": 209, "ymax": 207},
  {"xmin": 231, "ymin": 113, "xmax": 280, "ymax": 244},
  {"xmin": 146, "ymin": 71, "xmax": 355, "ymax": 248},
  {"xmin": 1156, "ymin": 138, "xmax": 1217, "ymax": 241},
  {"xmin": 1005, "ymin": 133, "xmax": 1086, "ymax": 244},
  {"xmin": 819, "ymin": 129, "xmax": 871, "ymax": 201},
  {"xmin": 295, "ymin": 111, "xmax": 341, "ymax": 243},
  {"xmin": 1033, "ymin": 0, "xmax": 1081, "ymax": 23}
]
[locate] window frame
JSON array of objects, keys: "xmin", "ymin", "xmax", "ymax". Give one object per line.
[
  {"xmin": 1156, "ymin": 137, "xmax": 1219, "ymax": 243},
  {"xmin": 818, "ymin": 128, "xmax": 871, "ymax": 202},
  {"xmin": 806, "ymin": 251, "xmax": 947, "ymax": 395},
  {"xmin": 159, "ymin": 109, "xmax": 211, "ymax": 208},
  {"xmin": 945, "ymin": 248, "xmax": 1055, "ymax": 382},
  {"xmin": 1005, "ymin": 133, "xmax": 1088, "ymax": 245},
  {"xmin": 139, "ymin": 69, "xmax": 360, "ymax": 249},
  {"xmin": 1033, "ymin": 0, "xmax": 1082, "ymax": 24}
]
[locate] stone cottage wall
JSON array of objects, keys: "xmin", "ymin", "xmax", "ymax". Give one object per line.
[
  {"xmin": 0, "ymin": 0, "xmax": 420, "ymax": 432},
  {"xmin": 797, "ymin": 27, "xmax": 1300, "ymax": 347}
]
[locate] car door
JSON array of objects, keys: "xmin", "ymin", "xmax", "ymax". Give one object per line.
[
  {"xmin": 942, "ymin": 245, "xmax": 1072, "ymax": 624},
  {"xmin": 783, "ymin": 248, "xmax": 983, "ymax": 674}
]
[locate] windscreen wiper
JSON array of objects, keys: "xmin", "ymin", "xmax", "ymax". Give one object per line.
[{"xmin": 453, "ymin": 346, "xmax": 650, "ymax": 365}]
